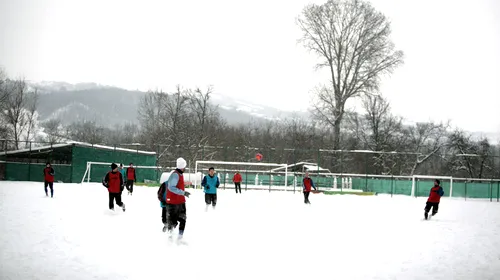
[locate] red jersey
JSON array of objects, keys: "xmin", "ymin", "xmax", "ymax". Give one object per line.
[
  {"xmin": 44, "ymin": 167, "xmax": 54, "ymax": 183},
  {"xmin": 427, "ymin": 186, "xmax": 444, "ymax": 203},
  {"xmin": 233, "ymin": 173, "xmax": 242, "ymax": 183},
  {"xmin": 166, "ymin": 170, "xmax": 185, "ymax": 205}
]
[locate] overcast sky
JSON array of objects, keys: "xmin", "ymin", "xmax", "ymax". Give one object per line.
[{"xmin": 1, "ymin": 0, "xmax": 499, "ymax": 136}]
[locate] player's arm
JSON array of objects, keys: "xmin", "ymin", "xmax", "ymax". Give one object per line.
[
  {"xmin": 216, "ymin": 177, "xmax": 220, "ymax": 188},
  {"xmin": 102, "ymin": 173, "xmax": 110, "ymax": 187},
  {"xmin": 201, "ymin": 176, "xmax": 207, "ymax": 187},
  {"xmin": 167, "ymin": 173, "xmax": 185, "ymax": 195},
  {"xmin": 311, "ymin": 178, "xmax": 317, "ymax": 190},
  {"xmin": 50, "ymin": 168, "xmax": 55, "ymax": 176}
]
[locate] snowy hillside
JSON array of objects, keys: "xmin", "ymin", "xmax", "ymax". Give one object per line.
[{"xmin": 30, "ymin": 81, "xmax": 310, "ymax": 126}]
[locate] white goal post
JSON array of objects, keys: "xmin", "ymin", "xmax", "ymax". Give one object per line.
[
  {"xmin": 412, "ymin": 174, "xmax": 453, "ymax": 198},
  {"xmin": 81, "ymin": 161, "xmax": 163, "ymax": 184},
  {"xmin": 194, "ymin": 160, "xmax": 288, "ymax": 189}
]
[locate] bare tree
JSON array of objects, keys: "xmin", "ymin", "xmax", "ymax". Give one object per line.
[
  {"xmin": 297, "ymin": 0, "xmax": 404, "ymax": 149},
  {"xmin": 403, "ymin": 121, "xmax": 449, "ymax": 175},
  {"xmin": 67, "ymin": 121, "xmax": 105, "ymax": 144},
  {"xmin": 348, "ymin": 94, "xmax": 403, "ymax": 173},
  {"xmin": 1, "ymin": 79, "xmax": 38, "ymax": 150},
  {"xmin": 138, "ymin": 86, "xmax": 191, "ymax": 165},
  {"xmin": 0, "ymin": 67, "xmax": 8, "ymax": 106},
  {"xmin": 447, "ymin": 130, "xmax": 493, "ymax": 178},
  {"xmin": 40, "ymin": 119, "xmax": 65, "ymax": 144},
  {"xmin": 23, "ymin": 89, "xmax": 39, "ymax": 147}
]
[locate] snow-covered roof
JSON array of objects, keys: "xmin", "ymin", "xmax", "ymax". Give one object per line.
[
  {"xmin": 270, "ymin": 162, "xmax": 330, "ymax": 172},
  {"xmin": 0, "ymin": 141, "xmax": 156, "ymax": 156}
]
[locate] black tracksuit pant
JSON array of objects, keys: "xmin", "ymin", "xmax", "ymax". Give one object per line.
[
  {"xmin": 234, "ymin": 182, "xmax": 241, "ymax": 193},
  {"xmin": 424, "ymin": 201, "xmax": 439, "ymax": 215},
  {"xmin": 162, "ymin": 203, "xmax": 187, "ymax": 232},
  {"xmin": 44, "ymin": 181, "xmax": 54, "ymax": 197},
  {"xmin": 126, "ymin": 180, "xmax": 134, "ymax": 193},
  {"xmin": 303, "ymin": 191, "xmax": 311, "ymax": 204},
  {"xmin": 109, "ymin": 192, "xmax": 124, "ymax": 210}
]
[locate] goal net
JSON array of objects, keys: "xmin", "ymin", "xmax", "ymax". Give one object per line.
[
  {"xmin": 81, "ymin": 161, "xmax": 162, "ymax": 184},
  {"xmin": 194, "ymin": 160, "xmax": 289, "ymax": 191},
  {"xmin": 412, "ymin": 174, "xmax": 453, "ymax": 198}
]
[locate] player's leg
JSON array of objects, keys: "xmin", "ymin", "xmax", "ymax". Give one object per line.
[
  {"xmin": 130, "ymin": 181, "xmax": 134, "ymax": 195},
  {"xmin": 306, "ymin": 191, "xmax": 311, "ymax": 203},
  {"xmin": 432, "ymin": 202, "xmax": 439, "ymax": 216},
  {"xmin": 44, "ymin": 181, "xmax": 49, "ymax": 196},
  {"xmin": 303, "ymin": 191, "xmax": 307, "ymax": 203},
  {"xmin": 211, "ymin": 194, "xmax": 217, "ymax": 208},
  {"xmin": 162, "ymin": 206, "xmax": 168, "ymax": 232},
  {"xmin": 116, "ymin": 192, "xmax": 125, "ymax": 211},
  {"xmin": 424, "ymin": 202, "xmax": 432, "ymax": 219},
  {"xmin": 234, "ymin": 183, "xmax": 238, "ymax": 193},
  {"xmin": 178, "ymin": 203, "xmax": 187, "ymax": 236},
  {"xmin": 166, "ymin": 204, "xmax": 179, "ymax": 232},
  {"xmin": 49, "ymin": 182, "xmax": 54, "ymax": 197},
  {"xmin": 237, "ymin": 183, "xmax": 241, "ymax": 193},
  {"xmin": 205, "ymin": 193, "xmax": 210, "ymax": 211},
  {"xmin": 126, "ymin": 180, "xmax": 132, "ymax": 194},
  {"xmin": 109, "ymin": 193, "xmax": 114, "ymax": 210}
]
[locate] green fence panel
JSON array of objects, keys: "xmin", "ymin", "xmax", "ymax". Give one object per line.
[
  {"xmin": 71, "ymin": 146, "xmax": 158, "ymax": 183},
  {"xmin": 4, "ymin": 163, "xmax": 72, "ymax": 183},
  {"xmin": 465, "ymin": 182, "xmax": 492, "ymax": 199},
  {"xmin": 451, "ymin": 182, "xmax": 466, "ymax": 198}
]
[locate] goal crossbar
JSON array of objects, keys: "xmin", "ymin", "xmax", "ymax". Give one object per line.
[
  {"xmin": 194, "ymin": 160, "xmax": 288, "ymax": 188},
  {"xmin": 412, "ymin": 174, "xmax": 453, "ymax": 198}
]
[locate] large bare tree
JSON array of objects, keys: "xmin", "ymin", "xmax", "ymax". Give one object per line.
[
  {"xmin": 348, "ymin": 94, "xmax": 403, "ymax": 173},
  {"xmin": 447, "ymin": 130, "xmax": 493, "ymax": 178},
  {"xmin": 297, "ymin": 0, "xmax": 404, "ymax": 149},
  {"xmin": 1, "ymin": 79, "xmax": 39, "ymax": 150}
]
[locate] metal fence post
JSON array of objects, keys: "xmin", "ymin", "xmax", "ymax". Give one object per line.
[{"xmin": 465, "ymin": 180, "xmax": 467, "ymax": 201}]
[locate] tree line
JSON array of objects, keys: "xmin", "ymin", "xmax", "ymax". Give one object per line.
[{"xmin": 1, "ymin": 0, "xmax": 498, "ymax": 179}]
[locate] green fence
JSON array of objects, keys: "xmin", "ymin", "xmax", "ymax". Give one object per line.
[
  {"xmin": 82, "ymin": 164, "xmax": 161, "ymax": 184},
  {"xmin": 71, "ymin": 146, "xmax": 158, "ymax": 183},
  {"xmin": 3, "ymin": 162, "xmax": 73, "ymax": 183},
  {"xmin": 211, "ymin": 171, "xmax": 500, "ymax": 201}
]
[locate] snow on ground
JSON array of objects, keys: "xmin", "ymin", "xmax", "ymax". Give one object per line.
[{"xmin": 1, "ymin": 182, "xmax": 500, "ymax": 280}]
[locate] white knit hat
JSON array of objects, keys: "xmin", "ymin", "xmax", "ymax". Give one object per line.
[{"xmin": 176, "ymin": 157, "xmax": 187, "ymax": 169}]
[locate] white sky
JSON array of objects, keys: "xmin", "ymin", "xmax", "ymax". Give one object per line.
[{"xmin": 1, "ymin": 0, "xmax": 499, "ymax": 136}]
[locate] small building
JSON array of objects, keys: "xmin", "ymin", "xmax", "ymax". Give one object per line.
[{"xmin": 0, "ymin": 141, "xmax": 158, "ymax": 183}]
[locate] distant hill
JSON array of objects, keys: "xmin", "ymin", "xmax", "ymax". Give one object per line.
[{"xmin": 33, "ymin": 82, "xmax": 310, "ymax": 127}]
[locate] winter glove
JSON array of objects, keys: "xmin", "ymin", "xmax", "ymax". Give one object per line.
[{"xmin": 184, "ymin": 191, "xmax": 191, "ymax": 198}]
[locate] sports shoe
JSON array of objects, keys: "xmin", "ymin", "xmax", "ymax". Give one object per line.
[{"xmin": 121, "ymin": 203, "xmax": 126, "ymax": 212}]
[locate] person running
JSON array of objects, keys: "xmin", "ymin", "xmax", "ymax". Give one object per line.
[
  {"xmin": 43, "ymin": 163, "xmax": 55, "ymax": 198},
  {"xmin": 161, "ymin": 157, "xmax": 191, "ymax": 240},
  {"xmin": 125, "ymin": 163, "xmax": 136, "ymax": 195},
  {"xmin": 119, "ymin": 164, "xmax": 126, "ymax": 185},
  {"xmin": 102, "ymin": 163, "xmax": 126, "ymax": 212},
  {"xmin": 424, "ymin": 179, "xmax": 444, "ymax": 220},
  {"xmin": 303, "ymin": 172, "xmax": 317, "ymax": 204},
  {"xmin": 201, "ymin": 167, "xmax": 220, "ymax": 211},
  {"xmin": 233, "ymin": 171, "xmax": 242, "ymax": 194}
]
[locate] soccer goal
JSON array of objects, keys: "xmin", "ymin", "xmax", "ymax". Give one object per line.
[
  {"xmin": 81, "ymin": 161, "xmax": 163, "ymax": 184},
  {"xmin": 194, "ymin": 160, "xmax": 289, "ymax": 191},
  {"xmin": 411, "ymin": 174, "xmax": 453, "ymax": 198}
]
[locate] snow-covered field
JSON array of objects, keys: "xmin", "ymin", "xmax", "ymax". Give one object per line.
[{"xmin": 1, "ymin": 182, "xmax": 500, "ymax": 280}]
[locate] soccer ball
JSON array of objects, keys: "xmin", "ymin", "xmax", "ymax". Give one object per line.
[{"xmin": 255, "ymin": 153, "xmax": 263, "ymax": 161}]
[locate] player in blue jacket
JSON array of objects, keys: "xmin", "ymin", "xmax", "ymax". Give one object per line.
[{"xmin": 201, "ymin": 167, "xmax": 220, "ymax": 211}]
